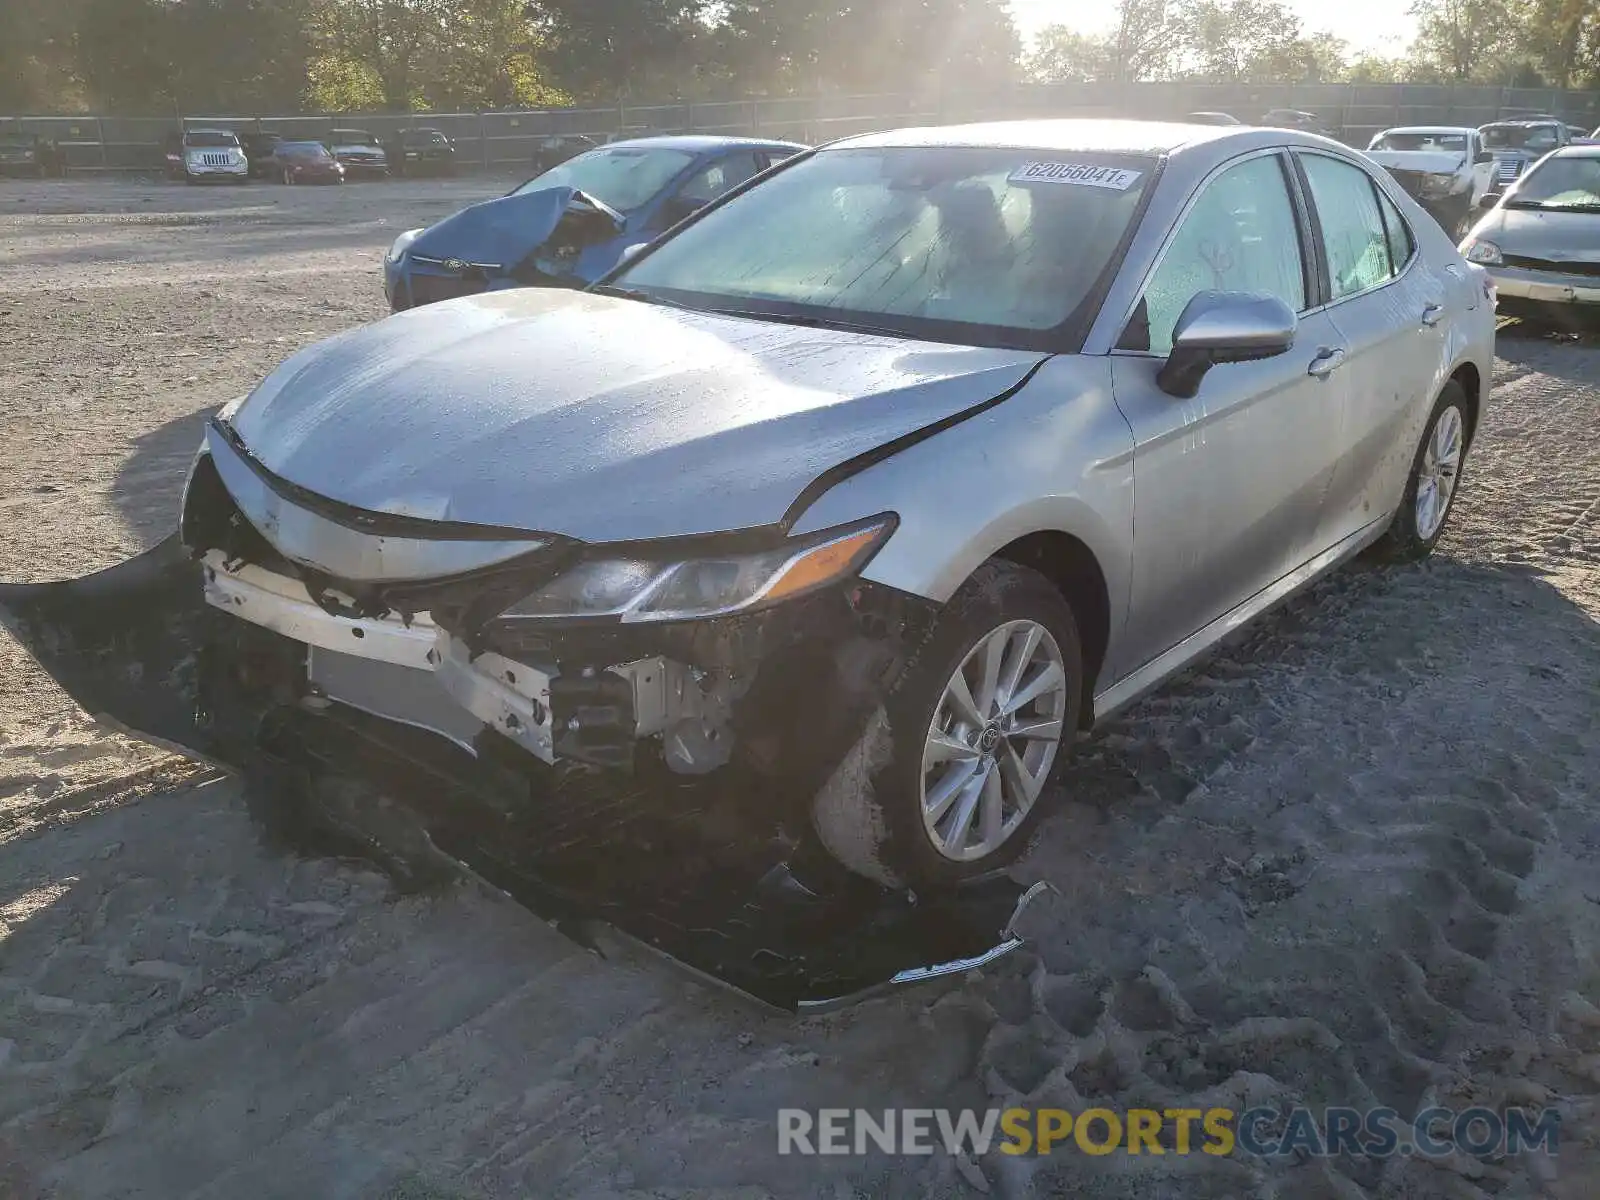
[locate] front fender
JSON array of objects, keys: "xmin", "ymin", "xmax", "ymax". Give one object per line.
[{"xmin": 787, "ymin": 355, "xmax": 1134, "ymax": 655}]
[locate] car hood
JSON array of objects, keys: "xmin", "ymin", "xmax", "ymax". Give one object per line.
[
  {"xmin": 1481, "ymin": 205, "xmax": 1600, "ymax": 259},
  {"xmin": 226, "ymin": 289, "xmax": 1047, "ymax": 543},
  {"xmin": 333, "ymin": 143, "xmax": 384, "ymax": 156},
  {"xmin": 407, "ymin": 187, "xmax": 603, "ymax": 270},
  {"xmin": 1367, "ymin": 149, "xmax": 1465, "ymax": 174}
]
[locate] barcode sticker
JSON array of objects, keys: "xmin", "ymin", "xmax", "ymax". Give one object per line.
[{"xmin": 1008, "ymin": 162, "xmax": 1143, "ymax": 190}]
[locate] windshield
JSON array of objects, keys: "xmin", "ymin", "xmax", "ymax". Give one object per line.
[
  {"xmin": 1483, "ymin": 124, "xmax": 1560, "ymax": 152},
  {"xmin": 334, "ymin": 132, "xmax": 378, "ymax": 146},
  {"xmin": 282, "ymin": 142, "xmax": 332, "ymax": 159},
  {"xmin": 610, "ymin": 146, "xmax": 1154, "ymax": 349},
  {"xmin": 513, "ymin": 146, "xmax": 696, "ymax": 211},
  {"xmin": 1506, "ymin": 155, "xmax": 1600, "ymax": 208},
  {"xmin": 186, "ymin": 132, "xmax": 239, "ymax": 148},
  {"xmin": 1371, "ymin": 132, "xmax": 1467, "ymax": 152},
  {"xmin": 405, "ymin": 131, "xmax": 448, "ymax": 146}
]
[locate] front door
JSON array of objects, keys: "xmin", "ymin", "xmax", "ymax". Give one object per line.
[{"xmin": 1108, "ymin": 149, "xmax": 1347, "ymax": 679}]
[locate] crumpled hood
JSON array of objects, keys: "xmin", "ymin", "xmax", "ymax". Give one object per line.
[
  {"xmin": 227, "ymin": 289, "xmax": 1046, "ymax": 543},
  {"xmin": 1367, "ymin": 149, "xmax": 1465, "ymax": 175},
  {"xmin": 1481, "ymin": 205, "xmax": 1600, "ymax": 260},
  {"xmin": 408, "ymin": 187, "xmax": 588, "ymax": 270}
]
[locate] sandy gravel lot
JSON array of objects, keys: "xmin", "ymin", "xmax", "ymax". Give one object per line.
[{"xmin": 0, "ymin": 178, "xmax": 1598, "ymax": 1199}]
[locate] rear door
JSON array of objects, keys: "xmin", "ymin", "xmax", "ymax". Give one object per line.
[
  {"xmin": 1293, "ymin": 150, "xmax": 1448, "ymax": 549},
  {"xmin": 1108, "ymin": 149, "xmax": 1349, "ymax": 675}
]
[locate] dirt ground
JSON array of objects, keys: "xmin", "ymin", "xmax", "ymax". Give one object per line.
[{"xmin": 0, "ymin": 177, "xmax": 1597, "ymax": 1200}]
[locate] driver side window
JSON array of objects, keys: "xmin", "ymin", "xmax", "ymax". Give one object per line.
[
  {"xmin": 1129, "ymin": 154, "xmax": 1307, "ymax": 355},
  {"xmin": 676, "ymin": 152, "xmax": 762, "ymax": 207}
]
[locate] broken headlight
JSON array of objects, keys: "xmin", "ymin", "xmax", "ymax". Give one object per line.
[
  {"xmin": 499, "ymin": 516, "xmax": 895, "ymax": 623},
  {"xmin": 386, "ymin": 228, "xmax": 423, "ymax": 263}
]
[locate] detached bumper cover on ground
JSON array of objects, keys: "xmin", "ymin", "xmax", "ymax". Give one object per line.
[{"xmin": 0, "ymin": 535, "xmax": 1046, "ymax": 1012}]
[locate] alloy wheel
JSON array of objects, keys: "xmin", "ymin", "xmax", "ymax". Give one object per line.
[
  {"xmin": 1415, "ymin": 404, "xmax": 1464, "ymax": 541},
  {"xmin": 921, "ymin": 619, "xmax": 1069, "ymax": 862}
]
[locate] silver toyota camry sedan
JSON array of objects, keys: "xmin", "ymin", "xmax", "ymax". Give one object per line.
[{"xmin": 2, "ymin": 120, "xmax": 1495, "ymax": 893}]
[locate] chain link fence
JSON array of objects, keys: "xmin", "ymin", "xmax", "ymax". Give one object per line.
[{"xmin": 4, "ymin": 82, "xmax": 1598, "ymax": 176}]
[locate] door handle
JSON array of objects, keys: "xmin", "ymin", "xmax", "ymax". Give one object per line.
[
  {"xmin": 1421, "ymin": 303, "xmax": 1445, "ymax": 327},
  {"xmin": 1307, "ymin": 348, "xmax": 1346, "ymax": 379}
]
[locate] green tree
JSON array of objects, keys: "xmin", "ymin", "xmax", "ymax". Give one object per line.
[
  {"xmin": 313, "ymin": 0, "xmax": 455, "ymax": 111},
  {"xmin": 719, "ymin": 0, "xmax": 1018, "ymax": 94},
  {"xmin": 1406, "ymin": 0, "xmax": 1522, "ymax": 82},
  {"xmin": 1, "ymin": 0, "xmax": 89, "ymax": 111},
  {"xmin": 1025, "ymin": 24, "xmax": 1114, "ymax": 82},
  {"xmin": 534, "ymin": 0, "xmax": 708, "ymax": 101}
]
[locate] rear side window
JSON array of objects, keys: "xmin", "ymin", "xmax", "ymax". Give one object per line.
[
  {"xmin": 1134, "ymin": 153, "xmax": 1307, "ymax": 355},
  {"xmin": 1300, "ymin": 153, "xmax": 1399, "ymax": 299},
  {"xmin": 677, "ymin": 152, "xmax": 763, "ymax": 205},
  {"xmin": 1376, "ymin": 189, "xmax": 1414, "ymax": 275}
]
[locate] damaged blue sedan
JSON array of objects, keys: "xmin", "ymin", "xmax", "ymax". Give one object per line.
[{"xmin": 383, "ymin": 135, "xmax": 806, "ymax": 311}]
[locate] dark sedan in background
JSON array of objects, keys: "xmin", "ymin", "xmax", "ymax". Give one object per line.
[
  {"xmin": 0, "ymin": 133, "xmax": 66, "ymax": 177},
  {"xmin": 240, "ymin": 132, "xmax": 283, "ymax": 178},
  {"xmin": 328, "ymin": 128, "xmax": 389, "ymax": 178},
  {"xmin": 267, "ymin": 141, "xmax": 346, "ymax": 184},
  {"xmin": 386, "ymin": 128, "xmax": 457, "ymax": 176}
]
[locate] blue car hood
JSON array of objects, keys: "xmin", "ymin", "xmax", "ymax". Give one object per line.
[{"xmin": 408, "ymin": 186, "xmax": 605, "ymax": 269}]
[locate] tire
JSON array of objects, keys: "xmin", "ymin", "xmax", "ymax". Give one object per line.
[
  {"xmin": 811, "ymin": 560, "xmax": 1084, "ymax": 889},
  {"xmin": 1372, "ymin": 380, "xmax": 1471, "ymax": 562}
]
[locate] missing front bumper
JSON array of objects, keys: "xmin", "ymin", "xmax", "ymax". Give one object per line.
[{"xmin": 0, "ymin": 537, "xmax": 1036, "ymax": 1013}]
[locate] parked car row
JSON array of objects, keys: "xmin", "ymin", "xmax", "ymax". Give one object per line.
[
  {"xmin": 1358, "ymin": 114, "xmax": 1600, "ymax": 239},
  {"xmin": 160, "ymin": 126, "xmax": 463, "ymax": 183}
]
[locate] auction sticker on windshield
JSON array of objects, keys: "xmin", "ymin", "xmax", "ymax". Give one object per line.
[{"xmin": 1008, "ymin": 162, "xmax": 1143, "ymax": 189}]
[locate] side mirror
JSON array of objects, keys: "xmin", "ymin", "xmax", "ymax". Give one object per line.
[
  {"xmin": 1157, "ymin": 291, "xmax": 1297, "ymax": 399},
  {"xmin": 1474, "ymin": 150, "xmax": 1494, "ymax": 164}
]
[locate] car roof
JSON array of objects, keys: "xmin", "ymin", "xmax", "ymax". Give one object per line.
[
  {"xmin": 599, "ymin": 134, "xmax": 807, "ymax": 153},
  {"xmin": 1483, "ymin": 118, "xmax": 1560, "ymax": 127},
  {"xmin": 829, "ymin": 118, "xmax": 1270, "ymax": 155},
  {"xmin": 1376, "ymin": 126, "xmax": 1475, "ymax": 136},
  {"xmin": 184, "ymin": 128, "xmax": 238, "ymax": 137},
  {"xmin": 1549, "ymin": 143, "xmax": 1600, "ymax": 157}
]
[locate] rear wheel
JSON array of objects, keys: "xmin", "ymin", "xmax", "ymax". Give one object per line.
[
  {"xmin": 1373, "ymin": 381, "xmax": 1470, "ymax": 562},
  {"xmin": 812, "ymin": 560, "xmax": 1082, "ymax": 889}
]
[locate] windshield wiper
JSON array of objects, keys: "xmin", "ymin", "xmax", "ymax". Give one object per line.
[
  {"xmin": 1506, "ymin": 199, "xmax": 1600, "ymax": 212},
  {"xmin": 705, "ymin": 308, "xmax": 915, "ymax": 340},
  {"xmin": 587, "ymin": 284, "xmax": 695, "ymax": 310}
]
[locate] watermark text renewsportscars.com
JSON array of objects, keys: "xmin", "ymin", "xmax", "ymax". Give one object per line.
[{"xmin": 777, "ymin": 1106, "xmax": 1561, "ymax": 1159}]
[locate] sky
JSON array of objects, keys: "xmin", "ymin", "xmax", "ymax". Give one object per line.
[{"xmin": 1008, "ymin": 0, "xmax": 1418, "ymax": 57}]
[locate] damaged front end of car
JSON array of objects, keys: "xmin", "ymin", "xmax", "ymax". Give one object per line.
[
  {"xmin": 393, "ymin": 187, "xmax": 631, "ymax": 310},
  {"xmin": 0, "ymin": 420, "xmax": 1051, "ymax": 1013}
]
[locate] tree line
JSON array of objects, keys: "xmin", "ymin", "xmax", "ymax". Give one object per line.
[
  {"xmin": 1028, "ymin": 0, "xmax": 1600, "ymax": 90},
  {"xmin": 2, "ymin": 0, "xmax": 1598, "ymax": 116}
]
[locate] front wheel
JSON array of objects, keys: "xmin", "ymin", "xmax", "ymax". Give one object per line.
[
  {"xmin": 1373, "ymin": 381, "xmax": 1470, "ymax": 562},
  {"xmin": 812, "ymin": 560, "xmax": 1083, "ymax": 889}
]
